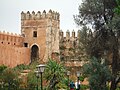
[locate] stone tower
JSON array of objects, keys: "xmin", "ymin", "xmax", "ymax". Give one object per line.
[{"xmin": 21, "ymin": 10, "xmax": 60, "ymax": 63}]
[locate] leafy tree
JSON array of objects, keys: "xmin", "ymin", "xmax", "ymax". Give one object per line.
[
  {"xmin": 1, "ymin": 68, "xmax": 21, "ymax": 90},
  {"xmin": 13, "ymin": 64, "xmax": 29, "ymax": 72},
  {"xmin": 0, "ymin": 65, "xmax": 7, "ymax": 74},
  {"xmin": 83, "ymin": 57, "xmax": 111, "ymax": 90},
  {"xmin": 56, "ymin": 77, "xmax": 69, "ymax": 90},
  {"xmin": 19, "ymin": 61, "xmax": 39, "ymax": 90},
  {"xmin": 44, "ymin": 59, "xmax": 66, "ymax": 90},
  {"xmin": 77, "ymin": 26, "xmax": 92, "ymax": 62},
  {"xmin": 74, "ymin": 0, "xmax": 120, "ymax": 90},
  {"xmin": 27, "ymin": 71, "xmax": 38, "ymax": 90},
  {"xmin": 114, "ymin": 0, "xmax": 120, "ymax": 14},
  {"xmin": 0, "ymin": 65, "xmax": 7, "ymax": 89}
]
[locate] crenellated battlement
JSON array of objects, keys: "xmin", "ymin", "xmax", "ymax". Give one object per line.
[
  {"xmin": 59, "ymin": 30, "xmax": 80, "ymax": 39},
  {"xmin": 0, "ymin": 31, "xmax": 22, "ymax": 37},
  {"xmin": 21, "ymin": 10, "xmax": 60, "ymax": 20},
  {"xmin": 59, "ymin": 30, "xmax": 81, "ymax": 50},
  {"xmin": 0, "ymin": 9, "xmax": 83, "ymax": 68},
  {"xmin": 0, "ymin": 30, "xmax": 23, "ymax": 46}
]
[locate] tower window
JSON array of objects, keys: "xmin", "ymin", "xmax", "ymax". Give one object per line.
[
  {"xmin": 24, "ymin": 43, "xmax": 28, "ymax": 47},
  {"xmin": 33, "ymin": 31, "xmax": 37, "ymax": 37}
]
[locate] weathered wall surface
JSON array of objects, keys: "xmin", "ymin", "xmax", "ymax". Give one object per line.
[
  {"xmin": 0, "ymin": 10, "xmax": 60, "ymax": 67},
  {"xmin": 0, "ymin": 43, "xmax": 30, "ymax": 67},
  {"xmin": 21, "ymin": 10, "xmax": 60, "ymax": 62},
  {"xmin": 0, "ymin": 31, "xmax": 30, "ymax": 67},
  {"xmin": 0, "ymin": 10, "xmax": 84, "ymax": 68},
  {"xmin": 21, "ymin": 18, "xmax": 47, "ymax": 62},
  {"xmin": 59, "ymin": 30, "xmax": 86, "ymax": 68},
  {"xmin": 0, "ymin": 31, "xmax": 23, "ymax": 47}
]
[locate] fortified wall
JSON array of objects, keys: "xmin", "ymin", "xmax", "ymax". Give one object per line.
[
  {"xmin": 59, "ymin": 30, "xmax": 82, "ymax": 61},
  {"xmin": 0, "ymin": 10, "xmax": 84, "ymax": 69},
  {"xmin": 0, "ymin": 31, "xmax": 23, "ymax": 46},
  {"xmin": 0, "ymin": 10, "xmax": 60, "ymax": 67},
  {"xmin": 59, "ymin": 30, "xmax": 85, "ymax": 74},
  {"xmin": 0, "ymin": 31, "xmax": 30, "ymax": 67}
]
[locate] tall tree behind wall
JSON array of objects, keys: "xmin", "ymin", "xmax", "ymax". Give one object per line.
[
  {"xmin": 74, "ymin": 0, "xmax": 120, "ymax": 90},
  {"xmin": 77, "ymin": 26, "xmax": 92, "ymax": 62}
]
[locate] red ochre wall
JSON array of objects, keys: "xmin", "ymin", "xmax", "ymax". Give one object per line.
[
  {"xmin": 0, "ymin": 44, "xmax": 30, "ymax": 67},
  {"xmin": 0, "ymin": 32, "xmax": 30, "ymax": 67}
]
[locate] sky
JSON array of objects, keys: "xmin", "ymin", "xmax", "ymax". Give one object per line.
[{"xmin": 0, "ymin": 0, "xmax": 82, "ymax": 34}]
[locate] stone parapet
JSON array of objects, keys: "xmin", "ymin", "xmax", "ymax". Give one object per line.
[
  {"xmin": 59, "ymin": 30, "xmax": 81, "ymax": 40},
  {"xmin": 21, "ymin": 10, "xmax": 60, "ymax": 21},
  {"xmin": 0, "ymin": 31, "xmax": 23, "ymax": 47}
]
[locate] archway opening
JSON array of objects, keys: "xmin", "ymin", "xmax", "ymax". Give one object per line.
[{"xmin": 31, "ymin": 45, "xmax": 39, "ymax": 62}]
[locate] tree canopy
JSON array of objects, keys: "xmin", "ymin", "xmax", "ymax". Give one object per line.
[{"xmin": 74, "ymin": 0, "xmax": 120, "ymax": 90}]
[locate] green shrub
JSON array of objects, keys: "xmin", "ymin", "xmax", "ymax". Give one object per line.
[
  {"xmin": 80, "ymin": 85, "xmax": 89, "ymax": 90},
  {"xmin": 0, "ymin": 65, "xmax": 7, "ymax": 73},
  {"xmin": 1, "ymin": 68, "xmax": 21, "ymax": 89},
  {"xmin": 27, "ymin": 71, "xmax": 38, "ymax": 90},
  {"xmin": 79, "ymin": 76, "xmax": 84, "ymax": 82},
  {"xmin": 14, "ymin": 64, "xmax": 29, "ymax": 71},
  {"xmin": 29, "ymin": 60, "xmax": 39, "ymax": 70}
]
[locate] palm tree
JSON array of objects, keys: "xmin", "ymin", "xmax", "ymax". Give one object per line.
[{"xmin": 44, "ymin": 59, "xmax": 66, "ymax": 90}]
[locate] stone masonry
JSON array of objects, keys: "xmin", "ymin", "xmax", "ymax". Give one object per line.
[
  {"xmin": 0, "ymin": 32, "xmax": 30, "ymax": 67},
  {"xmin": 21, "ymin": 10, "xmax": 60, "ymax": 63},
  {"xmin": 0, "ymin": 10, "xmax": 83, "ymax": 68}
]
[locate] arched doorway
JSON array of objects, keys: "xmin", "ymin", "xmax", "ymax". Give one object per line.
[{"xmin": 31, "ymin": 45, "xmax": 39, "ymax": 62}]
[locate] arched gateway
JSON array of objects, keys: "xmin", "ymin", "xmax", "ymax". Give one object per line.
[{"xmin": 31, "ymin": 45, "xmax": 39, "ymax": 62}]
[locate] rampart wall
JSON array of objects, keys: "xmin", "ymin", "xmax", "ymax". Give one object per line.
[
  {"xmin": 0, "ymin": 31, "xmax": 30, "ymax": 67},
  {"xmin": 0, "ymin": 43, "xmax": 30, "ymax": 67},
  {"xmin": 0, "ymin": 31, "xmax": 23, "ymax": 47},
  {"xmin": 59, "ymin": 30, "xmax": 80, "ymax": 48},
  {"xmin": 0, "ymin": 10, "xmax": 82, "ymax": 68},
  {"xmin": 59, "ymin": 30, "xmax": 84, "ymax": 67}
]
